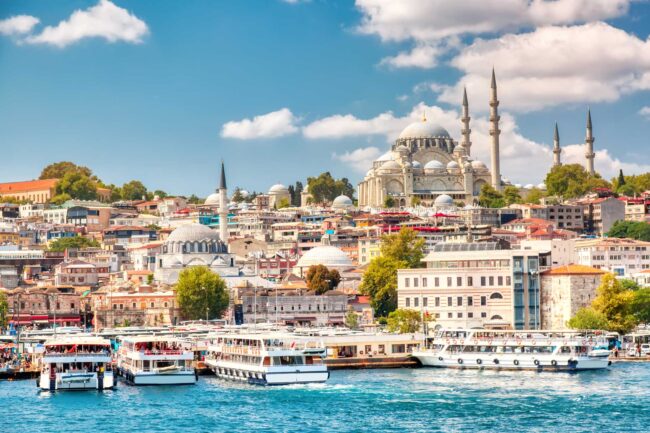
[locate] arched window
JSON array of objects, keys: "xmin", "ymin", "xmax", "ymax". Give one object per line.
[
  {"xmin": 490, "ymin": 315, "xmax": 503, "ymax": 320},
  {"xmin": 489, "ymin": 292, "xmax": 503, "ymax": 300}
]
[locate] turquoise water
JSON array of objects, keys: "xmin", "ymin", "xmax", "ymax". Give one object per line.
[{"xmin": 2, "ymin": 363, "xmax": 649, "ymax": 433}]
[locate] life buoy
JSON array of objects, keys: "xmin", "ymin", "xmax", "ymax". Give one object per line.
[
  {"xmin": 513, "ymin": 360, "xmax": 520, "ymax": 366},
  {"xmin": 438, "ymin": 357, "xmax": 443, "ymax": 362},
  {"xmin": 476, "ymin": 359, "xmax": 482, "ymax": 365},
  {"xmin": 457, "ymin": 358, "xmax": 463, "ymax": 365},
  {"xmin": 493, "ymin": 359, "xmax": 499, "ymax": 365},
  {"xmin": 551, "ymin": 360, "xmax": 557, "ymax": 366},
  {"xmin": 534, "ymin": 360, "xmax": 540, "ymax": 366}
]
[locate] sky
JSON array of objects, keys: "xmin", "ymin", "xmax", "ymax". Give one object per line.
[{"xmin": 1, "ymin": 0, "xmax": 650, "ymax": 197}]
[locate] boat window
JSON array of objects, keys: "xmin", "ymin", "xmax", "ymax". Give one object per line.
[{"xmin": 560, "ymin": 346, "xmax": 571, "ymax": 354}]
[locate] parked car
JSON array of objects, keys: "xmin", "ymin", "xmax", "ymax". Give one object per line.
[{"xmin": 627, "ymin": 343, "xmax": 650, "ymax": 357}]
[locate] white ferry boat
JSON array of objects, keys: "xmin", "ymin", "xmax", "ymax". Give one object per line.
[
  {"xmin": 412, "ymin": 329, "xmax": 611, "ymax": 371},
  {"xmin": 116, "ymin": 336, "xmax": 197, "ymax": 385},
  {"xmin": 37, "ymin": 336, "xmax": 114, "ymax": 391},
  {"xmin": 205, "ymin": 332, "xmax": 329, "ymax": 385}
]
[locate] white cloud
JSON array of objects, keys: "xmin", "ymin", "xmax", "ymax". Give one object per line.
[
  {"xmin": 25, "ymin": 0, "xmax": 148, "ymax": 48},
  {"xmin": 561, "ymin": 144, "xmax": 650, "ymax": 180},
  {"xmin": 221, "ymin": 108, "xmax": 299, "ymax": 140},
  {"xmin": 333, "ymin": 146, "xmax": 382, "ymax": 173},
  {"xmin": 640, "ymin": 107, "xmax": 650, "ymax": 120},
  {"xmin": 355, "ymin": 0, "xmax": 630, "ymax": 68},
  {"xmin": 439, "ymin": 22, "xmax": 650, "ymax": 112},
  {"xmin": 0, "ymin": 15, "xmax": 40, "ymax": 36}
]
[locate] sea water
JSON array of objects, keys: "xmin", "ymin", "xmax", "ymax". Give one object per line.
[{"xmin": 2, "ymin": 363, "xmax": 649, "ymax": 433}]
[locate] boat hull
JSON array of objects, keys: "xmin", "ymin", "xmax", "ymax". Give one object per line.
[
  {"xmin": 413, "ymin": 352, "xmax": 610, "ymax": 371},
  {"xmin": 207, "ymin": 361, "xmax": 329, "ymax": 385},
  {"xmin": 122, "ymin": 370, "xmax": 197, "ymax": 386},
  {"xmin": 38, "ymin": 372, "xmax": 115, "ymax": 390}
]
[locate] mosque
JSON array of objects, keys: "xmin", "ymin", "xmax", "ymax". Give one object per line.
[{"xmin": 357, "ymin": 70, "xmax": 597, "ymax": 208}]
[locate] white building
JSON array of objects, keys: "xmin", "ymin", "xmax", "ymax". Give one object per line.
[{"xmin": 575, "ymin": 238, "xmax": 650, "ymax": 277}]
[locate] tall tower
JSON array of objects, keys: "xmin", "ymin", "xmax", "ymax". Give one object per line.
[
  {"xmin": 553, "ymin": 122, "xmax": 561, "ymax": 167},
  {"xmin": 489, "ymin": 68, "xmax": 501, "ymax": 191},
  {"xmin": 585, "ymin": 109, "xmax": 595, "ymax": 175},
  {"xmin": 460, "ymin": 86, "xmax": 472, "ymax": 156},
  {"xmin": 218, "ymin": 160, "xmax": 228, "ymax": 244}
]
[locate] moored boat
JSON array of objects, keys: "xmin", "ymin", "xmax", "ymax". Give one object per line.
[
  {"xmin": 412, "ymin": 329, "xmax": 611, "ymax": 371},
  {"xmin": 37, "ymin": 336, "xmax": 114, "ymax": 391},
  {"xmin": 205, "ymin": 332, "xmax": 329, "ymax": 385},
  {"xmin": 116, "ymin": 336, "xmax": 197, "ymax": 385}
]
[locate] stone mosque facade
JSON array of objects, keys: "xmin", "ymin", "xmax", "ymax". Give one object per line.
[{"xmin": 358, "ymin": 70, "xmax": 503, "ymax": 208}]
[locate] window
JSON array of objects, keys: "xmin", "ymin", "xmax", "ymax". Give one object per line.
[
  {"xmin": 414, "ymin": 278, "xmax": 419, "ymax": 287},
  {"xmin": 457, "ymin": 296, "xmax": 463, "ymax": 306},
  {"xmin": 489, "ymin": 276, "xmax": 494, "ymax": 286},
  {"xmin": 480, "ymin": 296, "xmax": 487, "ymax": 306},
  {"xmin": 468, "ymin": 276, "xmax": 473, "ymax": 286},
  {"xmin": 457, "ymin": 277, "xmax": 462, "ymax": 287},
  {"xmin": 447, "ymin": 312, "xmax": 453, "ymax": 318},
  {"xmin": 150, "ymin": 302, "xmax": 154, "ymax": 308},
  {"xmin": 490, "ymin": 292, "xmax": 503, "ymax": 299},
  {"xmin": 468, "ymin": 312, "xmax": 474, "ymax": 318},
  {"xmin": 481, "ymin": 312, "xmax": 487, "ymax": 318},
  {"xmin": 447, "ymin": 277, "xmax": 452, "ymax": 287},
  {"xmin": 506, "ymin": 276, "xmax": 511, "ymax": 285},
  {"xmin": 423, "ymin": 297, "xmax": 428, "ymax": 307},
  {"xmin": 434, "ymin": 277, "xmax": 440, "ymax": 287},
  {"xmin": 447, "ymin": 296, "xmax": 452, "ymax": 306},
  {"xmin": 457, "ymin": 312, "xmax": 463, "ymax": 318},
  {"xmin": 405, "ymin": 278, "xmax": 410, "ymax": 288},
  {"xmin": 422, "ymin": 277, "xmax": 428, "ymax": 287},
  {"xmin": 435, "ymin": 297, "xmax": 440, "ymax": 307},
  {"xmin": 405, "ymin": 298, "xmax": 410, "ymax": 307},
  {"xmin": 498, "ymin": 276, "xmax": 503, "ymax": 286},
  {"xmin": 132, "ymin": 303, "xmax": 136, "ymax": 309},
  {"xmin": 414, "ymin": 297, "xmax": 419, "ymax": 307},
  {"xmin": 480, "ymin": 276, "xmax": 486, "ymax": 286},
  {"xmin": 467, "ymin": 296, "xmax": 473, "ymax": 306}
]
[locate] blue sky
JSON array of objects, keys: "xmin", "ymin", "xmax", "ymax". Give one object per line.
[{"xmin": 1, "ymin": 0, "xmax": 650, "ymax": 197}]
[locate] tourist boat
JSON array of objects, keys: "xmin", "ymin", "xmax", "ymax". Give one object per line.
[
  {"xmin": 205, "ymin": 332, "xmax": 329, "ymax": 385},
  {"xmin": 116, "ymin": 336, "xmax": 197, "ymax": 385},
  {"xmin": 412, "ymin": 329, "xmax": 611, "ymax": 371},
  {"xmin": 37, "ymin": 336, "xmax": 114, "ymax": 391}
]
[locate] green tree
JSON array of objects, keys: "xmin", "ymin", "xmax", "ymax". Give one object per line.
[
  {"xmin": 478, "ymin": 184, "xmax": 505, "ymax": 208},
  {"xmin": 49, "ymin": 193, "xmax": 72, "ymax": 205},
  {"xmin": 383, "ymin": 196, "xmax": 396, "ymax": 208},
  {"xmin": 0, "ymin": 291, "xmax": 8, "ymax": 330},
  {"xmin": 503, "ymin": 185, "xmax": 522, "ymax": 206},
  {"xmin": 306, "ymin": 172, "xmax": 354, "ymax": 204},
  {"xmin": 305, "ymin": 265, "xmax": 341, "ymax": 295},
  {"xmin": 345, "ymin": 308, "xmax": 359, "ymax": 330},
  {"xmin": 617, "ymin": 169, "xmax": 626, "ymax": 188},
  {"xmin": 631, "ymin": 288, "xmax": 650, "ymax": 324},
  {"xmin": 591, "ymin": 273, "xmax": 638, "ymax": 334},
  {"xmin": 607, "ymin": 220, "xmax": 650, "ymax": 241},
  {"xmin": 545, "ymin": 164, "xmax": 611, "ymax": 199},
  {"xmin": 276, "ymin": 197, "xmax": 291, "ymax": 209},
  {"xmin": 360, "ymin": 256, "xmax": 405, "ymax": 317},
  {"xmin": 187, "ymin": 194, "xmax": 203, "ymax": 204},
  {"xmin": 153, "ymin": 190, "xmax": 168, "ymax": 199},
  {"xmin": 386, "ymin": 308, "xmax": 422, "ymax": 333},
  {"xmin": 121, "ymin": 180, "xmax": 148, "ymax": 200},
  {"xmin": 567, "ymin": 307, "xmax": 609, "ymax": 330},
  {"xmin": 40, "ymin": 161, "xmax": 93, "ymax": 180},
  {"xmin": 411, "ymin": 196, "xmax": 422, "ymax": 207},
  {"xmin": 48, "ymin": 236, "xmax": 100, "ymax": 252},
  {"xmin": 523, "ymin": 188, "xmax": 546, "ymax": 205},
  {"xmin": 293, "ymin": 181, "xmax": 304, "ymax": 206},
  {"xmin": 380, "ymin": 227, "xmax": 425, "ymax": 268},
  {"xmin": 55, "ymin": 171, "xmax": 98, "ymax": 200},
  {"xmin": 174, "ymin": 266, "xmax": 229, "ymax": 320},
  {"xmin": 232, "ymin": 187, "xmax": 244, "ymax": 203}
]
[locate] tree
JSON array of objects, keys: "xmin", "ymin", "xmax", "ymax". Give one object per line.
[
  {"xmin": 503, "ymin": 185, "xmax": 522, "ymax": 206},
  {"xmin": 305, "ymin": 265, "xmax": 341, "ymax": 295},
  {"xmin": 276, "ymin": 197, "xmax": 291, "ymax": 209},
  {"xmin": 523, "ymin": 188, "xmax": 546, "ymax": 205},
  {"xmin": 0, "ymin": 291, "xmax": 8, "ymax": 331},
  {"xmin": 411, "ymin": 196, "xmax": 422, "ymax": 207},
  {"xmin": 49, "ymin": 193, "xmax": 72, "ymax": 205},
  {"xmin": 607, "ymin": 220, "xmax": 650, "ymax": 241},
  {"xmin": 384, "ymin": 196, "xmax": 396, "ymax": 208},
  {"xmin": 40, "ymin": 161, "xmax": 93, "ymax": 180},
  {"xmin": 288, "ymin": 185, "xmax": 295, "ymax": 206},
  {"xmin": 345, "ymin": 308, "xmax": 359, "ymax": 330},
  {"xmin": 293, "ymin": 181, "xmax": 304, "ymax": 206},
  {"xmin": 175, "ymin": 266, "xmax": 229, "ymax": 320},
  {"xmin": 591, "ymin": 273, "xmax": 638, "ymax": 334},
  {"xmin": 360, "ymin": 256, "xmax": 405, "ymax": 317},
  {"xmin": 306, "ymin": 172, "xmax": 355, "ymax": 204},
  {"xmin": 121, "ymin": 180, "xmax": 148, "ymax": 201},
  {"xmin": 631, "ymin": 288, "xmax": 650, "ymax": 324},
  {"xmin": 187, "ymin": 194, "xmax": 203, "ymax": 204},
  {"xmin": 386, "ymin": 308, "xmax": 422, "ymax": 333},
  {"xmin": 545, "ymin": 164, "xmax": 611, "ymax": 199},
  {"xmin": 380, "ymin": 227, "xmax": 425, "ymax": 268},
  {"xmin": 232, "ymin": 187, "xmax": 244, "ymax": 203},
  {"xmin": 478, "ymin": 184, "xmax": 505, "ymax": 208},
  {"xmin": 567, "ymin": 307, "xmax": 609, "ymax": 330},
  {"xmin": 48, "ymin": 236, "xmax": 100, "ymax": 252},
  {"xmin": 617, "ymin": 169, "xmax": 626, "ymax": 188},
  {"xmin": 55, "ymin": 171, "xmax": 98, "ymax": 200},
  {"xmin": 153, "ymin": 190, "xmax": 168, "ymax": 199}
]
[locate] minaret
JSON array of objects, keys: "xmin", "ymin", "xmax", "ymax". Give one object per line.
[
  {"xmin": 553, "ymin": 122, "xmax": 561, "ymax": 167},
  {"xmin": 489, "ymin": 68, "xmax": 501, "ymax": 191},
  {"xmin": 218, "ymin": 160, "xmax": 228, "ymax": 244},
  {"xmin": 460, "ymin": 86, "xmax": 472, "ymax": 156},
  {"xmin": 585, "ymin": 109, "xmax": 595, "ymax": 175}
]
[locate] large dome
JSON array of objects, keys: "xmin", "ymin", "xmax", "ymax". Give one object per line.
[
  {"xmin": 296, "ymin": 245, "xmax": 353, "ymax": 270},
  {"xmin": 332, "ymin": 195, "xmax": 353, "ymax": 209},
  {"xmin": 167, "ymin": 223, "xmax": 220, "ymax": 243},
  {"xmin": 380, "ymin": 160, "xmax": 401, "ymax": 171},
  {"xmin": 434, "ymin": 194, "xmax": 454, "ymax": 206},
  {"xmin": 399, "ymin": 120, "xmax": 450, "ymax": 139},
  {"xmin": 204, "ymin": 192, "xmax": 220, "ymax": 206},
  {"xmin": 424, "ymin": 160, "xmax": 444, "ymax": 170},
  {"xmin": 269, "ymin": 183, "xmax": 289, "ymax": 194}
]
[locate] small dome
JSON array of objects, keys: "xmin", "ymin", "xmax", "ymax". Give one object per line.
[
  {"xmin": 167, "ymin": 223, "xmax": 220, "ymax": 243},
  {"xmin": 332, "ymin": 195, "xmax": 353, "ymax": 209},
  {"xmin": 395, "ymin": 145, "xmax": 409, "ymax": 154},
  {"xmin": 380, "ymin": 160, "xmax": 401, "ymax": 171},
  {"xmin": 537, "ymin": 183, "xmax": 547, "ymax": 191},
  {"xmin": 424, "ymin": 160, "xmax": 444, "ymax": 170},
  {"xmin": 447, "ymin": 161, "xmax": 460, "ymax": 169},
  {"xmin": 411, "ymin": 160, "xmax": 422, "ymax": 169},
  {"xmin": 399, "ymin": 120, "xmax": 450, "ymax": 139},
  {"xmin": 434, "ymin": 194, "xmax": 454, "ymax": 206},
  {"xmin": 524, "ymin": 184, "xmax": 534, "ymax": 190},
  {"xmin": 269, "ymin": 183, "xmax": 289, "ymax": 194},
  {"xmin": 297, "ymin": 245, "xmax": 353, "ymax": 270},
  {"xmin": 204, "ymin": 192, "xmax": 220, "ymax": 206},
  {"xmin": 514, "ymin": 183, "xmax": 522, "ymax": 189},
  {"xmin": 240, "ymin": 190, "xmax": 250, "ymax": 198},
  {"xmin": 376, "ymin": 151, "xmax": 395, "ymax": 162},
  {"xmin": 471, "ymin": 160, "xmax": 487, "ymax": 169}
]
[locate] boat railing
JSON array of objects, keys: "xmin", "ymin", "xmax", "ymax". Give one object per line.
[
  {"xmin": 44, "ymin": 350, "xmax": 111, "ymax": 357},
  {"xmin": 138, "ymin": 349, "xmax": 187, "ymax": 356}
]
